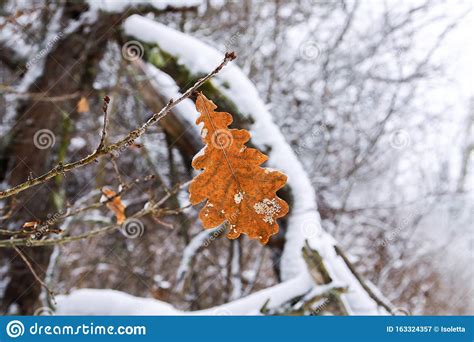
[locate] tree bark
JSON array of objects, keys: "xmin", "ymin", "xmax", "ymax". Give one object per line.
[{"xmin": 0, "ymin": 3, "xmax": 115, "ymax": 314}]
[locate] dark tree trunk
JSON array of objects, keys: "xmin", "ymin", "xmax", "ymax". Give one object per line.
[{"xmin": 0, "ymin": 3, "xmax": 116, "ymax": 314}]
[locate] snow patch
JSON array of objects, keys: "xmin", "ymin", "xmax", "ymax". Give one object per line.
[
  {"xmin": 56, "ymin": 289, "xmax": 180, "ymax": 315},
  {"xmin": 234, "ymin": 192, "xmax": 244, "ymax": 204},
  {"xmin": 87, "ymin": 0, "xmax": 201, "ymax": 13},
  {"xmin": 253, "ymin": 198, "xmax": 281, "ymax": 224},
  {"xmin": 57, "ymin": 273, "xmax": 314, "ymax": 315}
]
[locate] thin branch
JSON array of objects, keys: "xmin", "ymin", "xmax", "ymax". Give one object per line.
[
  {"xmin": 0, "ymin": 229, "xmax": 17, "ymax": 236},
  {"xmin": 0, "ymin": 52, "xmax": 236, "ymax": 200},
  {"xmin": 96, "ymin": 95, "xmax": 111, "ymax": 151},
  {"xmin": 0, "ymin": 181, "xmax": 191, "ymax": 248},
  {"xmin": 12, "ymin": 245, "xmax": 56, "ymax": 303},
  {"xmin": 0, "ymin": 174, "xmax": 159, "ymax": 239},
  {"xmin": 110, "ymin": 158, "xmax": 125, "ymax": 186},
  {"xmin": 243, "ymin": 247, "xmax": 265, "ymax": 295},
  {"xmin": 0, "ymin": 85, "xmax": 81, "ymax": 102},
  {"xmin": 334, "ymin": 244, "xmax": 397, "ymax": 314}
]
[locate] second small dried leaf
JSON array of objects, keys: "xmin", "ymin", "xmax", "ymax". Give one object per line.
[
  {"xmin": 101, "ymin": 187, "xmax": 126, "ymax": 224},
  {"xmin": 77, "ymin": 96, "xmax": 90, "ymax": 113}
]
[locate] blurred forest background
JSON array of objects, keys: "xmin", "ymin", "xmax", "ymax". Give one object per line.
[{"xmin": 0, "ymin": 0, "xmax": 472, "ymax": 316}]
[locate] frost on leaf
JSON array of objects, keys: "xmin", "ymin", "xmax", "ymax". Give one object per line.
[
  {"xmin": 234, "ymin": 192, "xmax": 244, "ymax": 204},
  {"xmin": 189, "ymin": 93, "xmax": 289, "ymax": 245}
]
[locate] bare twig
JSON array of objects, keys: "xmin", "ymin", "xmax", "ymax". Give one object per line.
[
  {"xmin": 243, "ymin": 247, "xmax": 265, "ymax": 295},
  {"xmin": 110, "ymin": 158, "xmax": 125, "ymax": 186},
  {"xmin": 0, "ymin": 229, "xmax": 18, "ymax": 236},
  {"xmin": 0, "ymin": 85, "xmax": 81, "ymax": 102},
  {"xmin": 0, "ymin": 52, "xmax": 235, "ymax": 200},
  {"xmin": 0, "ymin": 181, "xmax": 191, "ymax": 248},
  {"xmin": 334, "ymin": 244, "xmax": 397, "ymax": 314},
  {"xmin": 0, "ymin": 174, "xmax": 157, "ymax": 238},
  {"xmin": 12, "ymin": 245, "xmax": 56, "ymax": 303},
  {"xmin": 97, "ymin": 95, "xmax": 111, "ymax": 151}
]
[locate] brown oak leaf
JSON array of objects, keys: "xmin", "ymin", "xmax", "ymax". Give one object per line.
[
  {"xmin": 189, "ymin": 93, "xmax": 289, "ymax": 245},
  {"xmin": 101, "ymin": 187, "xmax": 126, "ymax": 224},
  {"xmin": 77, "ymin": 96, "xmax": 90, "ymax": 113},
  {"xmin": 22, "ymin": 221, "xmax": 39, "ymax": 230}
]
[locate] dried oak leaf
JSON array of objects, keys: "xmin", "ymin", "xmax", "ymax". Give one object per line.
[
  {"xmin": 22, "ymin": 221, "xmax": 39, "ymax": 230},
  {"xmin": 101, "ymin": 187, "xmax": 126, "ymax": 224},
  {"xmin": 77, "ymin": 96, "xmax": 90, "ymax": 113},
  {"xmin": 189, "ymin": 93, "xmax": 289, "ymax": 245}
]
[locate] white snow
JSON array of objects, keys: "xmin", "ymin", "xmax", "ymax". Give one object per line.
[
  {"xmin": 191, "ymin": 146, "xmax": 207, "ymax": 164},
  {"xmin": 0, "ymin": 263, "xmax": 10, "ymax": 300},
  {"xmin": 87, "ymin": 0, "xmax": 202, "ymax": 13},
  {"xmin": 15, "ymin": 8, "xmax": 64, "ymax": 93},
  {"xmin": 234, "ymin": 192, "xmax": 244, "ymax": 204},
  {"xmin": 0, "ymin": 22, "xmax": 33, "ymax": 60},
  {"xmin": 56, "ymin": 289, "xmax": 180, "ymax": 315},
  {"xmin": 56, "ymin": 273, "xmax": 314, "ymax": 315},
  {"xmin": 229, "ymin": 241, "xmax": 242, "ymax": 300},
  {"xmin": 70, "ymin": 136, "xmax": 87, "ymax": 150},
  {"xmin": 153, "ymin": 275, "xmax": 171, "ymax": 289}
]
